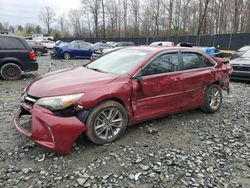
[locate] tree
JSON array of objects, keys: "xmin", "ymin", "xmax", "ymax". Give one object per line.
[
  {"xmin": 197, "ymin": 0, "xmax": 210, "ymax": 43},
  {"xmin": 57, "ymin": 13, "xmax": 70, "ymax": 37},
  {"xmin": 0, "ymin": 22, "xmax": 4, "ymax": 30},
  {"xmin": 39, "ymin": 6, "xmax": 56, "ymax": 34},
  {"xmin": 130, "ymin": 0, "xmax": 140, "ymax": 36},
  {"xmin": 101, "ymin": 0, "xmax": 106, "ymax": 39},
  {"xmin": 68, "ymin": 9, "xmax": 83, "ymax": 37},
  {"xmin": 83, "ymin": 0, "xmax": 101, "ymax": 39},
  {"xmin": 35, "ymin": 25, "xmax": 42, "ymax": 34}
]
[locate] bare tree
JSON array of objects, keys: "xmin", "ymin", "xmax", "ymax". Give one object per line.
[
  {"xmin": 39, "ymin": 6, "xmax": 56, "ymax": 34},
  {"xmin": 84, "ymin": 0, "xmax": 101, "ymax": 39},
  {"xmin": 197, "ymin": 0, "xmax": 210, "ymax": 37},
  {"xmin": 36, "ymin": 0, "xmax": 250, "ymax": 39},
  {"xmin": 101, "ymin": 0, "xmax": 106, "ymax": 39},
  {"xmin": 130, "ymin": 0, "xmax": 140, "ymax": 36},
  {"xmin": 68, "ymin": 9, "xmax": 83, "ymax": 37}
]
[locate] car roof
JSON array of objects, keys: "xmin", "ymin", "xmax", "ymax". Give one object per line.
[{"xmin": 124, "ymin": 46, "xmax": 202, "ymax": 53}]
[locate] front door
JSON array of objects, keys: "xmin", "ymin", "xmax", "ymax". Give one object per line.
[
  {"xmin": 79, "ymin": 43, "xmax": 93, "ymax": 58},
  {"xmin": 132, "ymin": 52, "xmax": 184, "ymax": 121}
]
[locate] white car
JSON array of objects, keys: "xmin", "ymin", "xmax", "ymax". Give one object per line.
[
  {"xmin": 32, "ymin": 34, "xmax": 43, "ymax": 42},
  {"xmin": 149, "ymin": 41, "xmax": 174, "ymax": 47},
  {"xmin": 41, "ymin": 40, "xmax": 56, "ymax": 49}
]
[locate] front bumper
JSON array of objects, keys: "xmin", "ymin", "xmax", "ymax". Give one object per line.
[{"xmin": 14, "ymin": 102, "xmax": 85, "ymax": 154}]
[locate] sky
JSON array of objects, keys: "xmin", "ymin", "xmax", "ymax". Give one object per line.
[{"xmin": 0, "ymin": 0, "xmax": 81, "ymax": 26}]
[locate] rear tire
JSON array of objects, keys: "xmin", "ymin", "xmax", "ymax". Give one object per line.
[
  {"xmin": 36, "ymin": 50, "xmax": 42, "ymax": 56},
  {"xmin": 203, "ymin": 84, "xmax": 222, "ymax": 113},
  {"xmin": 63, "ymin": 52, "xmax": 71, "ymax": 60},
  {"xmin": 86, "ymin": 100, "xmax": 128, "ymax": 145},
  {"xmin": 1, "ymin": 63, "xmax": 22, "ymax": 80}
]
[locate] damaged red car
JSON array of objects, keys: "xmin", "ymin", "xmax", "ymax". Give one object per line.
[{"xmin": 14, "ymin": 47, "xmax": 232, "ymax": 154}]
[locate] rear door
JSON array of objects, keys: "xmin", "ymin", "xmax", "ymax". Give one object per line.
[
  {"xmin": 68, "ymin": 43, "xmax": 81, "ymax": 57},
  {"xmin": 179, "ymin": 51, "xmax": 216, "ymax": 109},
  {"xmin": 132, "ymin": 52, "xmax": 184, "ymax": 121}
]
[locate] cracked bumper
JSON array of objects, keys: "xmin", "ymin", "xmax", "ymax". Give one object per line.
[{"xmin": 14, "ymin": 103, "xmax": 86, "ymax": 154}]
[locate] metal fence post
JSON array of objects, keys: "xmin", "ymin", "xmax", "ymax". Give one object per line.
[{"xmin": 228, "ymin": 33, "xmax": 233, "ymax": 50}]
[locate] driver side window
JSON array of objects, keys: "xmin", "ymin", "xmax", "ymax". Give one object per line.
[{"xmin": 142, "ymin": 53, "xmax": 179, "ymax": 76}]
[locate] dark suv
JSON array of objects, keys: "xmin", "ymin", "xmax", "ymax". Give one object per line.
[{"xmin": 0, "ymin": 35, "xmax": 38, "ymax": 80}]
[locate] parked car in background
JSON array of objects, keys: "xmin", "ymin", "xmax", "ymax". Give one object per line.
[
  {"xmin": 107, "ymin": 41, "xmax": 116, "ymax": 46},
  {"xmin": 26, "ymin": 40, "xmax": 48, "ymax": 56},
  {"xmin": 232, "ymin": 45, "xmax": 250, "ymax": 59},
  {"xmin": 94, "ymin": 41, "xmax": 113, "ymax": 51},
  {"xmin": 230, "ymin": 49, "xmax": 250, "ymax": 81},
  {"xmin": 112, "ymin": 41, "xmax": 135, "ymax": 47},
  {"xmin": 41, "ymin": 40, "xmax": 56, "ymax": 49},
  {"xmin": 196, "ymin": 47, "xmax": 226, "ymax": 58},
  {"xmin": 32, "ymin": 34, "xmax": 43, "ymax": 42},
  {"xmin": 14, "ymin": 46, "xmax": 232, "ymax": 153},
  {"xmin": 0, "ymin": 30, "xmax": 14, "ymax": 35},
  {"xmin": 51, "ymin": 41, "xmax": 95, "ymax": 59},
  {"xmin": 176, "ymin": 43, "xmax": 194, "ymax": 47},
  {"xmin": 71, "ymin": 40, "xmax": 89, "ymax": 45},
  {"xmin": 150, "ymin": 41, "xmax": 175, "ymax": 47},
  {"xmin": 91, "ymin": 47, "xmax": 123, "ymax": 61},
  {"xmin": 0, "ymin": 35, "xmax": 38, "ymax": 80}
]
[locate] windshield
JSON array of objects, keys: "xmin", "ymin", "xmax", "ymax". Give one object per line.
[
  {"xmin": 87, "ymin": 48, "xmax": 153, "ymax": 74},
  {"xmin": 238, "ymin": 46, "xmax": 250, "ymax": 52},
  {"xmin": 241, "ymin": 50, "xmax": 250, "ymax": 58}
]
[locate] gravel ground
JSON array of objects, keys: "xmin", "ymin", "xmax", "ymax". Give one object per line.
[{"xmin": 0, "ymin": 55, "xmax": 250, "ymax": 188}]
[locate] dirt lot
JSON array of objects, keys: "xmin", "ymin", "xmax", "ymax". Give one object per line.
[{"xmin": 0, "ymin": 55, "xmax": 250, "ymax": 188}]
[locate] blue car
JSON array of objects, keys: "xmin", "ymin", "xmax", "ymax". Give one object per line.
[
  {"xmin": 51, "ymin": 41, "xmax": 95, "ymax": 59},
  {"xmin": 197, "ymin": 47, "xmax": 225, "ymax": 58}
]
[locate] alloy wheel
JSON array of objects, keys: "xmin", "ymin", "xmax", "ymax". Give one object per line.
[
  {"xmin": 208, "ymin": 87, "xmax": 221, "ymax": 111},
  {"xmin": 94, "ymin": 107, "xmax": 123, "ymax": 140}
]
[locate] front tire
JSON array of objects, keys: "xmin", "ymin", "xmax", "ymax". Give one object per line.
[
  {"xmin": 203, "ymin": 84, "xmax": 222, "ymax": 113},
  {"xmin": 0, "ymin": 63, "xmax": 22, "ymax": 80},
  {"xmin": 86, "ymin": 100, "xmax": 128, "ymax": 145},
  {"xmin": 63, "ymin": 52, "xmax": 71, "ymax": 60}
]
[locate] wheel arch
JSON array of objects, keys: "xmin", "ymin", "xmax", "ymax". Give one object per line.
[
  {"xmin": 61, "ymin": 51, "xmax": 71, "ymax": 59},
  {"xmin": 0, "ymin": 59, "xmax": 23, "ymax": 71},
  {"xmin": 79, "ymin": 96, "xmax": 130, "ymax": 124}
]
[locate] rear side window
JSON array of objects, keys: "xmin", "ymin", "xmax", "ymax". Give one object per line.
[
  {"xmin": 181, "ymin": 52, "xmax": 214, "ymax": 70},
  {"xmin": 69, "ymin": 43, "xmax": 79, "ymax": 48},
  {"xmin": 0, "ymin": 37, "xmax": 26, "ymax": 50},
  {"xmin": 142, "ymin": 53, "xmax": 180, "ymax": 76}
]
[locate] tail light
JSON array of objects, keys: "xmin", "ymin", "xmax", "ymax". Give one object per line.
[{"xmin": 28, "ymin": 50, "xmax": 36, "ymax": 61}]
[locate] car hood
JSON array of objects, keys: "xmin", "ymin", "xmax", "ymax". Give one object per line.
[
  {"xmin": 27, "ymin": 66, "xmax": 119, "ymax": 97},
  {"xmin": 230, "ymin": 57, "xmax": 250, "ymax": 65}
]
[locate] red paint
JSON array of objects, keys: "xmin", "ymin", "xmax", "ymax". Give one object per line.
[{"xmin": 14, "ymin": 47, "xmax": 232, "ymax": 154}]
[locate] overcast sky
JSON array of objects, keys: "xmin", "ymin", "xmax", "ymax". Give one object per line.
[{"xmin": 0, "ymin": 0, "xmax": 81, "ymax": 26}]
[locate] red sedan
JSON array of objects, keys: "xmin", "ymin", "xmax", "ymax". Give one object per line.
[{"xmin": 14, "ymin": 47, "xmax": 232, "ymax": 154}]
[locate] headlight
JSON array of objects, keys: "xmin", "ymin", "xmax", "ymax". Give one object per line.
[{"xmin": 36, "ymin": 93, "xmax": 84, "ymax": 110}]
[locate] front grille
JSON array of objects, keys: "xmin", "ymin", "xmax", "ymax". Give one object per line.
[{"xmin": 233, "ymin": 65, "xmax": 250, "ymax": 72}]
